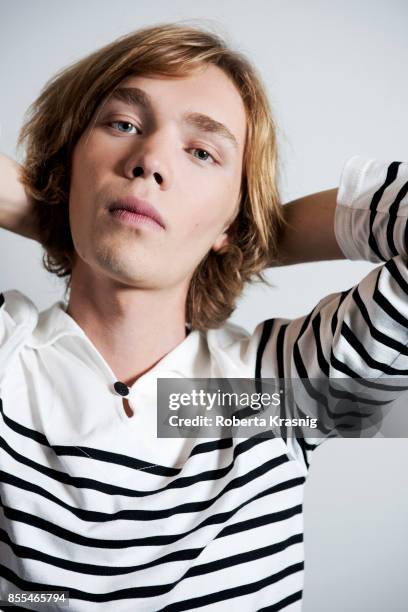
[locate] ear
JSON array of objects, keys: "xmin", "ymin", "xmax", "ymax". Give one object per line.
[
  {"xmin": 211, "ymin": 227, "xmax": 229, "ymax": 253},
  {"xmin": 212, "ymin": 201, "xmax": 240, "ymax": 252}
]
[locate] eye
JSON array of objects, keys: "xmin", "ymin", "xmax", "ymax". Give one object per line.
[
  {"xmin": 109, "ymin": 120, "xmax": 139, "ymax": 134},
  {"xmin": 190, "ymin": 148, "xmax": 216, "ymax": 164}
]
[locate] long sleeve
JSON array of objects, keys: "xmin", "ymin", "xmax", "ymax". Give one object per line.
[
  {"xmin": 258, "ymin": 156, "xmax": 408, "ymax": 467},
  {"xmin": 335, "ymin": 156, "xmax": 408, "ymax": 262}
]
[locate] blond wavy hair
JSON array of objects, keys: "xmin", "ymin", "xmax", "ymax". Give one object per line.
[{"xmin": 18, "ymin": 22, "xmax": 284, "ymax": 331}]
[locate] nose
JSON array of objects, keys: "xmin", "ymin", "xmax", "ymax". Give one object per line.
[
  {"xmin": 132, "ymin": 165, "xmax": 162, "ymax": 185},
  {"xmin": 124, "ymin": 133, "xmax": 172, "ymax": 189}
]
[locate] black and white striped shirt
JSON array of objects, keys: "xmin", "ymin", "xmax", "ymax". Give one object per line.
[{"xmin": 1, "ymin": 156, "xmax": 407, "ymax": 610}]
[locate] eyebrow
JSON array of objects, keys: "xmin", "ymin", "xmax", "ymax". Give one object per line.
[{"xmin": 108, "ymin": 87, "xmax": 239, "ymax": 149}]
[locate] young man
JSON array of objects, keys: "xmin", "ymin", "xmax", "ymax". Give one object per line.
[{"xmin": 0, "ymin": 23, "xmax": 407, "ymax": 611}]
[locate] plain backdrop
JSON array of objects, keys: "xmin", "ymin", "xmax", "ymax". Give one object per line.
[{"xmin": 1, "ymin": 0, "xmax": 407, "ymax": 610}]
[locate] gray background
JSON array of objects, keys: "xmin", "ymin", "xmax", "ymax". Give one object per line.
[{"xmin": 1, "ymin": 0, "xmax": 407, "ymax": 609}]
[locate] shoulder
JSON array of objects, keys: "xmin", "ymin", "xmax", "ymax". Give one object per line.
[
  {"xmin": 0, "ymin": 289, "xmax": 39, "ymax": 348},
  {"xmin": 206, "ymin": 320, "xmax": 251, "ymax": 347},
  {"xmin": 205, "ymin": 320, "xmax": 269, "ymax": 377}
]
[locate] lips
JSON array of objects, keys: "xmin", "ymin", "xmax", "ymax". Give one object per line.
[{"xmin": 109, "ymin": 197, "xmax": 165, "ymax": 229}]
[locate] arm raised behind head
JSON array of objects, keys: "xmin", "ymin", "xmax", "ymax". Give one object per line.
[
  {"xmin": 273, "ymin": 188, "xmax": 346, "ymax": 267},
  {"xmin": 0, "ymin": 153, "xmax": 39, "ymax": 242}
]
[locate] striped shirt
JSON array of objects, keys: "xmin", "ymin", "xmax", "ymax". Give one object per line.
[{"xmin": 1, "ymin": 155, "xmax": 407, "ymax": 611}]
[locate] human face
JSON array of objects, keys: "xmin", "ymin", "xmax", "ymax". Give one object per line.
[{"xmin": 69, "ymin": 65, "xmax": 247, "ymax": 292}]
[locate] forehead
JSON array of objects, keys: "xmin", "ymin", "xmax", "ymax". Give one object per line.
[{"xmin": 116, "ymin": 65, "xmax": 247, "ymax": 148}]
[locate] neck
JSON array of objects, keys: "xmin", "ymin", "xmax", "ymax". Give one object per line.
[{"xmin": 66, "ymin": 267, "xmax": 189, "ymax": 387}]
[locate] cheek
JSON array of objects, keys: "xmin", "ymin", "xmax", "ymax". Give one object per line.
[
  {"xmin": 71, "ymin": 150, "xmax": 101, "ymax": 195},
  {"xmin": 69, "ymin": 147, "xmax": 107, "ymax": 223},
  {"xmin": 71, "ymin": 131, "xmax": 113, "ymax": 191},
  {"xmin": 188, "ymin": 205, "xmax": 222, "ymax": 235},
  {"xmin": 69, "ymin": 152, "xmax": 97, "ymax": 240},
  {"xmin": 177, "ymin": 195, "xmax": 231, "ymax": 250},
  {"xmin": 190, "ymin": 178, "xmax": 238, "ymax": 230}
]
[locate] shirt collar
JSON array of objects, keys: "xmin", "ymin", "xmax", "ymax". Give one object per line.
[
  {"xmin": 26, "ymin": 300, "xmax": 207, "ymax": 380},
  {"xmin": 27, "ymin": 300, "xmax": 86, "ymax": 348}
]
